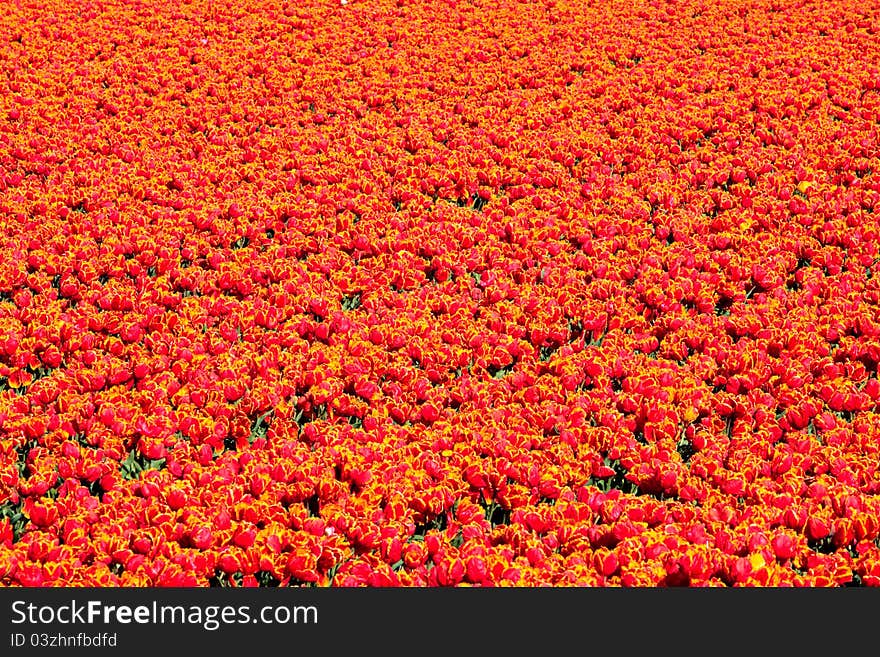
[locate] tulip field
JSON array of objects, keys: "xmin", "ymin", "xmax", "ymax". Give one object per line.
[{"xmin": 1, "ymin": 0, "xmax": 880, "ymax": 587}]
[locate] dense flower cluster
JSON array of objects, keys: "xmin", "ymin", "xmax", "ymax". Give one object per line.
[{"xmin": 1, "ymin": 0, "xmax": 880, "ymax": 586}]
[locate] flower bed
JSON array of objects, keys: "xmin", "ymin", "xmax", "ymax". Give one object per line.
[{"xmin": 1, "ymin": 0, "xmax": 880, "ymax": 586}]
